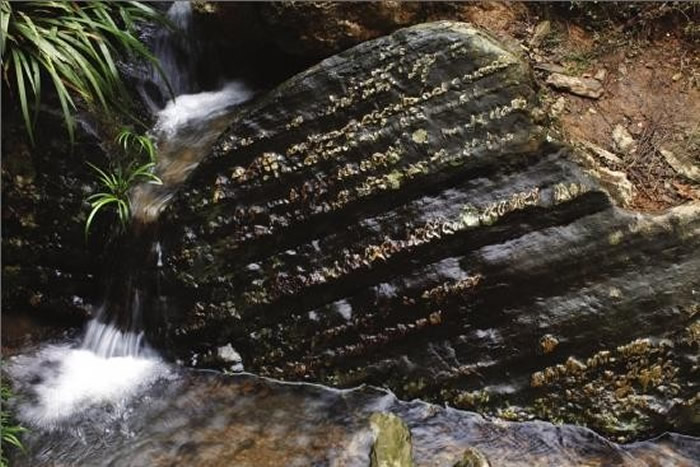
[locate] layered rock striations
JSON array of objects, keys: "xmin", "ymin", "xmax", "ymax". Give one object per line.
[{"xmin": 160, "ymin": 22, "xmax": 700, "ymax": 439}]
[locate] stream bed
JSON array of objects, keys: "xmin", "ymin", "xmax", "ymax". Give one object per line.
[{"xmin": 5, "ymin": 340, "xmax": 699, "ymax": 466}]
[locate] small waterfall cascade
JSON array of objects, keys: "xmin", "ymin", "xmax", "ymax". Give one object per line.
[
  {"xmin": 80, "ymin": 0, "xmax": 253, "ymax": 360},
  {"xmin": 140, "ymin": 1, "xmax": 198, "ymax": 111},
  {"xmin": 130, "ymin": 81, "xmax": 253, "ymax": 222},
  {"xmin": 7, "ymin": 1, "xmax": 253, "ymax": 428},
  {"xmin": 79, "ymin": 80, "xmax": 252, "ymax": 360}
]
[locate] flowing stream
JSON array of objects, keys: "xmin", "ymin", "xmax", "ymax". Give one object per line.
[
  {"xmin": 5, "ymin": 3, "xmax": 700, "ymax": 465},
  {"xmin": 139, "ymin": 1, "xmax": 198, "ymax": 112}
]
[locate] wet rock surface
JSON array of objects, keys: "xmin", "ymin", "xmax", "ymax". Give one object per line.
[
  {"xmin": 158, "ymin": 22, "xmax": 700, "ymax": 440},
  {"xmin": 9, "ymin": 368, "xmax": 700, "ymax": 466},
  {"xmin": 1, "ymin": 113, "xmax": 108, "ymax": 350}
]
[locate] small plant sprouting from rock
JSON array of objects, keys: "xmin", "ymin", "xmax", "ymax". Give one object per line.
[
  {"xmin": 116, "ymin": 128, "xmax": 158, "ymax": 163},
  {"xmin": 84, "ymin": 129, "xmax": 162, "ymax": 238}
]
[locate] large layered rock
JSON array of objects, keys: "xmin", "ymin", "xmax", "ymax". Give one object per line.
[{"xmin": 159, "ymin": 22, "xmax": 700, "ymax": 439}]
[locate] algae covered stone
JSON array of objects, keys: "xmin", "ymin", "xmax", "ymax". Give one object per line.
[
  {"xmin": 370, "ymin": 412, "xmax": 413, "ymax": 467},
  {"xmin": 454, "ymin": 447, "xmax": 490, "ymax": 467}
]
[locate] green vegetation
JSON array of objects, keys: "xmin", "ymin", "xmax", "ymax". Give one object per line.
[
  {"xmin": 0, "ymin": 1, "xmax": 171, "ymax": 144},
  {"xmin": 85, "ymin": 129, "xmax": 162, "ymax": 238},
  {"xmin": 0, "ymin": 2, "xmax": 171, "ymax": 238},
  {"xmin": 116, "ymin": 127, "xmax": 157, "ymax": 163},
  {"xmin": 1, "ymin": 382, "xmax": 26, "ymax": 467}
]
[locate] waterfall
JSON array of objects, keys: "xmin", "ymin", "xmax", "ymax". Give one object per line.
[
  {"xmin": 139, "ymin": 1, "xmax": 198, "ymax": 112},
  {"xmin": 5, "ymin": 1, "xmax": 253, "ymax": 428},
  {"xmin": 80, "ymin": 1, "xmax": 253, "ymax": 359}
]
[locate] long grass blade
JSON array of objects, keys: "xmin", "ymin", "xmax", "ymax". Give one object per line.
[
  {"xmin": 85, "ymin": 196, "xmax": 119, "ymax": 237},
  {"xmin": 6, "ymin": 1, "xmax": 168, "ymax": 144},
  {"xmin": 11, "ymin": 49, "xmax": 34, "ymax": 144},
  {"xmin": 0, "ymin": 1, "xmax": 11, "ymax": 56}
]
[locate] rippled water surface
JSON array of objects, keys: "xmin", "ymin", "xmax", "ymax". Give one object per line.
[{"xmin": 6, "ymin": 343, "xmax": 699, "ymax": 466}]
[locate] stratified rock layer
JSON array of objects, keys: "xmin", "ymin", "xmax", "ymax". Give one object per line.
[{"xmin": 160, "ymin": 22, "xmax": 700, "ymax": 439}]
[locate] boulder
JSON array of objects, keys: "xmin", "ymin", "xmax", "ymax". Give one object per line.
[{"xmin": 158, "ymin": 22, "xmax": 700, "ymax": 439}]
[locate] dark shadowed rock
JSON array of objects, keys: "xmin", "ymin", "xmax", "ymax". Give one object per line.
[
  {"xmin": 1, "ymin": 113, "xmax": 109, "ymax": 348},
  {"xmin": 193, "ymin": 1, "xmax": 522, "ymax": 60},
  {"xmin": 258, "ymin": 1, "xmax": 428, "ymax": 57},
  {"xmin": 158, "ymin": 22, "xmax": 700, "ymax": 440}
]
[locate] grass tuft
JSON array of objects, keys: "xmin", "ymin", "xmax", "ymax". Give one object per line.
[{"xmin": 1, "ymin": 1, "xmax": 172, "ymax": 144}]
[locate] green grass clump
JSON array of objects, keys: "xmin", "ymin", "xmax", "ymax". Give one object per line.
[
  {"xmin": 0, "ymin": 1, "xmax": 171, "ymax": 144},
  {"xmin": 85, "ymin": 129, "xmax": 162, "ymax": 238}
]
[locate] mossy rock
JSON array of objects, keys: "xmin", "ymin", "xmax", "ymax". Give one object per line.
[{"xmin": 370, "ymin": 412, "xmax": 413, "ymax": 467}]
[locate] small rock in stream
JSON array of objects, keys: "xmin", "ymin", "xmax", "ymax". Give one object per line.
[
  {"xmin": 370, "ymin": 412, "xmax": 414, "ymax": 467},
  {"xmin": 217, "ymin": 343, "xmax": 244, "ymax": 372},
  {"xmin": 454, "ymin": 447, "xmax": 490, "ymax": 467}
]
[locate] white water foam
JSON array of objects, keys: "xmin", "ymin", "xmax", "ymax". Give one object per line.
[
  {"xmin": 81, "ymin": 320, "xmax": 153, "ymax": 358},
  {"xmin": 131, "ymin": 80, "xmax": 254, "ymax": 221},
  {"xmin": 154, "ymin": 81, "xmax": 253, "ymax": 140},
  {"xmin": 8, "ymin": 344, "xmax": 169, "ymax": 429}
]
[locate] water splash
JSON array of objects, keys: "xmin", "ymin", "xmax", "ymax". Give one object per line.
[
  {"xmin": 7, "ymin": 345, "xmax": 169, "ymax": 429},
  {"xmin": 82, "ymin": 317, "xmax": 152, "ymax": 359},
  {"xmin": 154, "ymin": 81, "xmax": 252, "ymax": 140}
]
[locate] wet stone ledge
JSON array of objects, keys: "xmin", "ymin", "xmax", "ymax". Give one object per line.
[{"xmin": 159, "ymin": 22, "xmax": 700, "ymax": 440}]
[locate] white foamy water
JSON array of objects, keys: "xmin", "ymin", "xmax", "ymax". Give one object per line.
[
  {"xmin": 8, "ymin": 344, "xmax": 169, "ymax": 429},
  {"xmin": 81, "ymin": 320, "xmax": 154, "ymax": 358},
  {"xmin": 154, "ymin": 81, "xmax": 253, "ymax": 139}
]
